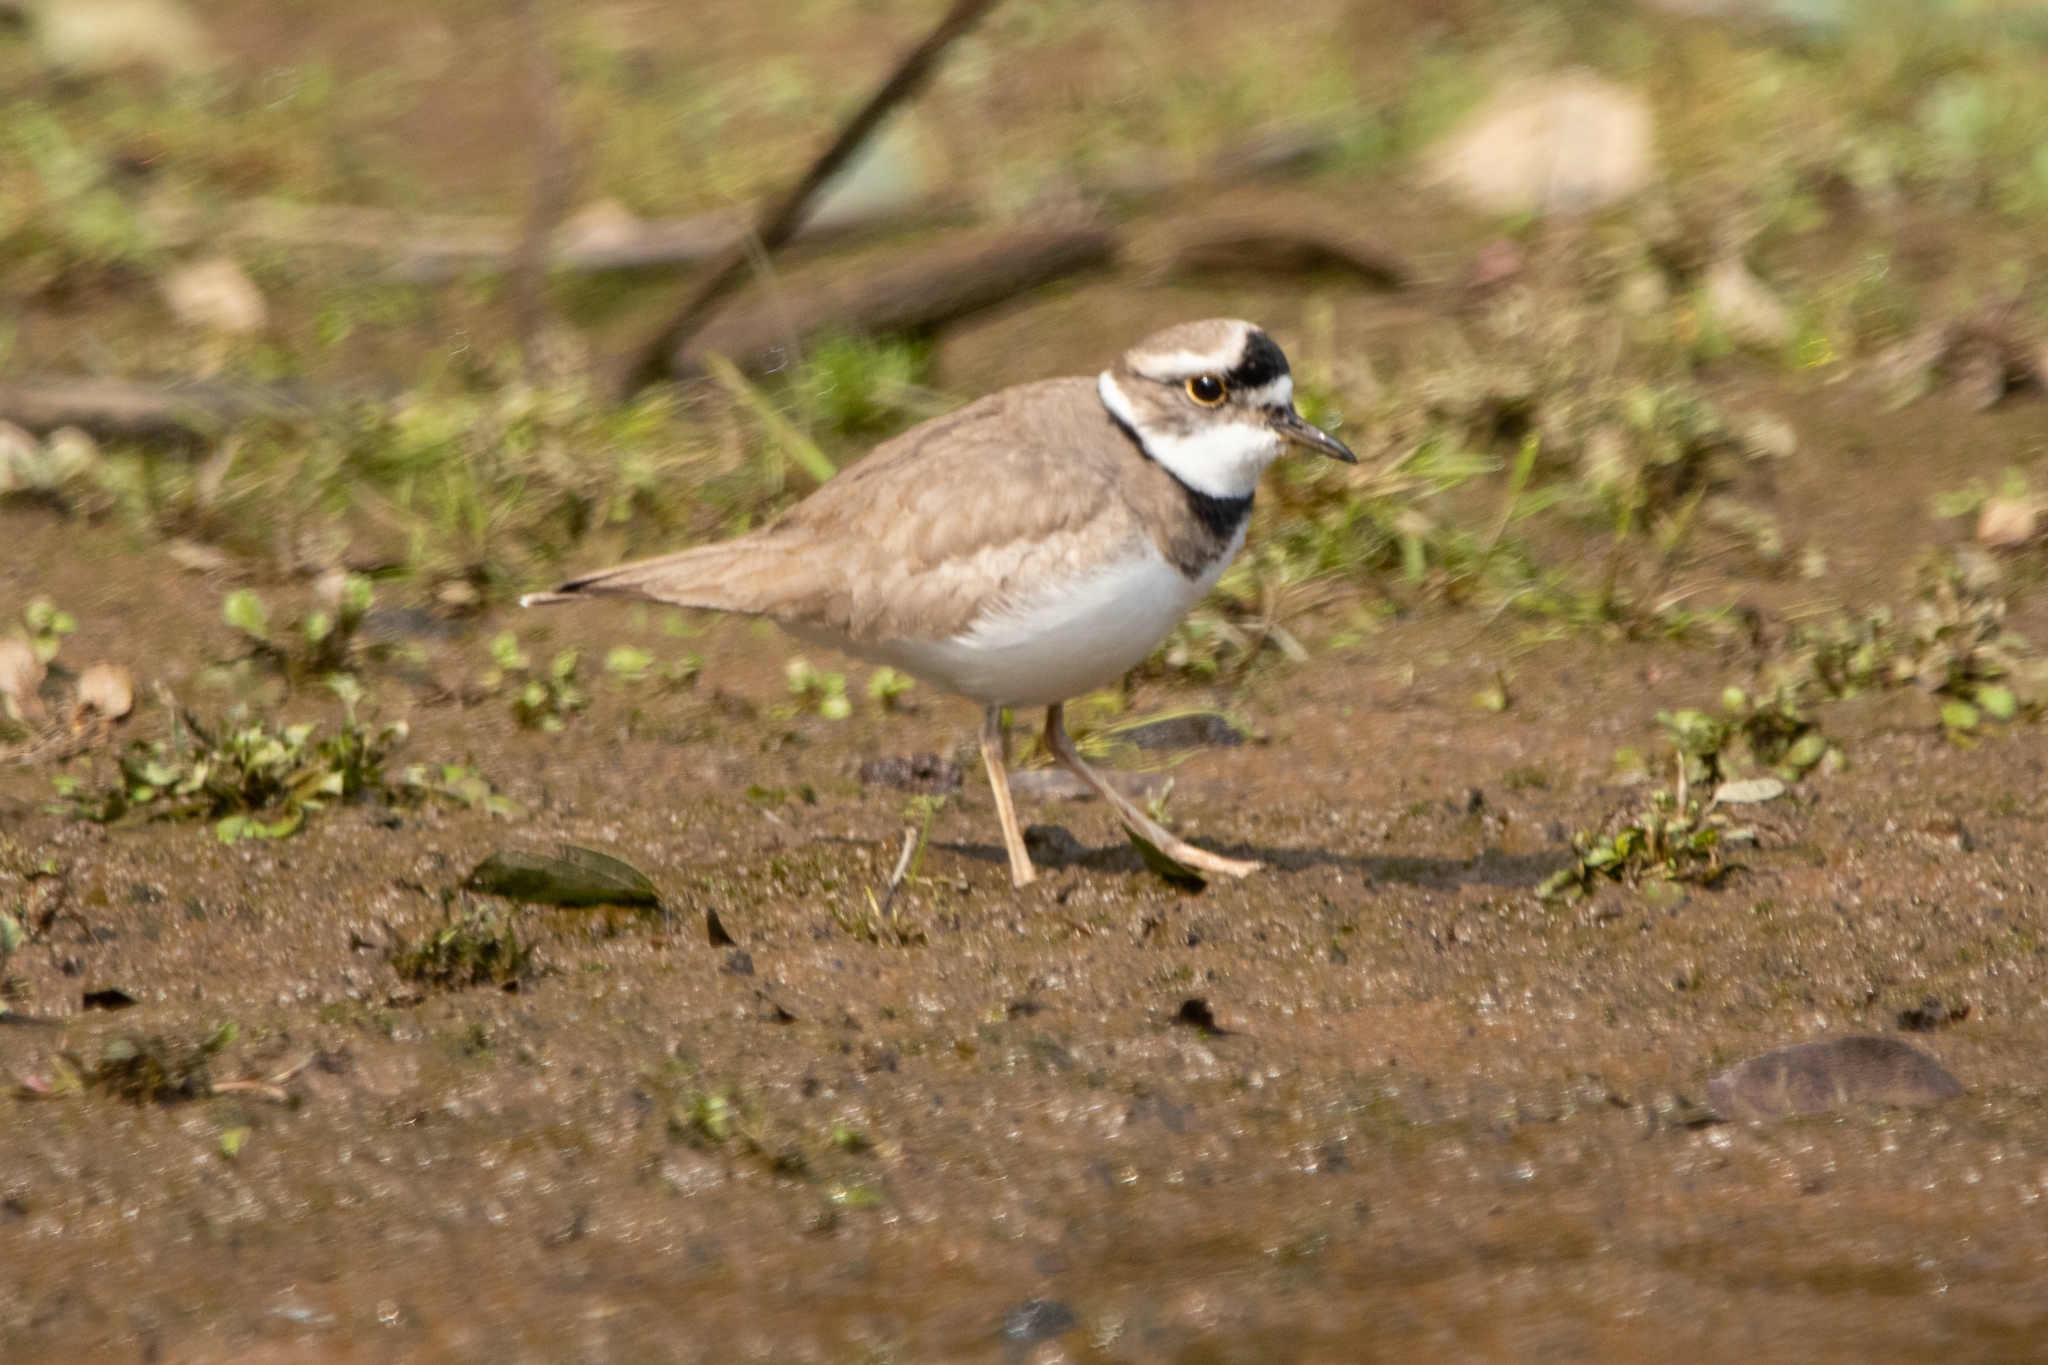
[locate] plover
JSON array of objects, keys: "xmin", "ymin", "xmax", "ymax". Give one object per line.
[{"xmin": 525, "ymin": 318, "xmax": 1354, "ymax": 885}]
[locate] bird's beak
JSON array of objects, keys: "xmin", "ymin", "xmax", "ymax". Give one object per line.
[{"xmin": 1268, "ymin": 405, "xmax": 1356, "ymax": 463}]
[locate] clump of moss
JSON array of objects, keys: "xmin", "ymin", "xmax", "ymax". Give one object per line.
[
  {"xmin": 73, "ymin": 1024, "xmax": 239, "ymax": 1104},
  {"xmin": 390, "ymin": 909, "xmax": 535, "ymax": 990}
]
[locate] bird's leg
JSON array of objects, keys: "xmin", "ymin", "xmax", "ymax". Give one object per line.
[
  {"xmin": 1042, "ymin": 703, "xmax": 1262, "ymax": 879},
  {"xmin": 980, "ymin": 704, "xmax": 1037, "ymax": 888}
]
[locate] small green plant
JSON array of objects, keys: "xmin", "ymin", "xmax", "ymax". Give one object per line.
[
  {"xmin": 785, "ymin": 658, "xmax": 850, "ymax": 720},
  {"xmin": 789, "ymin": 332, "xmax": 939, "ymax": 438},
  {"xmin": 603, "ymin": 645, "xmax": 654, "ymax": 683},
  {"xmin": 484, "ymin": 632, "xmax": 588, "ymax": 731},
  {"xmin": 603, "ymin": 644, "xmax": 700, "ymax": 690},
  {"xmin": 1538, "ymin": 785, "xmax": 1742, "ymax": 903},
  {"xmin": 62, "ymin": 1023, "xmax": 240, "ymax": 1104},
  {"xmin": 392, "ymin": 763, "xmax": 525, "ymax": 819},
  {"xmin": 222, "ymin": 575, "xmax": 375, "ymax": 682},
  {"xmin": 389, "ymin": 908, "xmax": 535, "ymax": 989},
  {"xmin": 866, "ymin": 666, "xmax": 915, "ymax": 712},
  {"xmin": 641, "ymin": 1060, "xmax": 810, "ymax": 1174},
  {"xmin": 1658, "ymin": 682, "xmax": 1834, "ymax": 790},
  {"xmin": 18, "ymin": 598, "xmax": 76, "ymax": 665},
  {"xmin": 54, "ymin": 678, "xmax": 408, "ymax": 841},
  {"xmin": 1899, "ymin": 552, "xmax": 2041, "ymax": 738}
]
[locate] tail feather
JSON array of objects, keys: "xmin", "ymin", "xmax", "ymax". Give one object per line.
[{"xmin": 520, "ymin": 538, "xmax": 800, "ymax": 616}]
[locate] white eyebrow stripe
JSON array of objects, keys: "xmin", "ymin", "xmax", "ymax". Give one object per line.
[
  {"xmin": 1126, "ymin": 339, "xmax": 1249, "ymax": 381},
  {"xmin": 1237, "ymin": 375, "xmax": 1293, "ymax": 408}
]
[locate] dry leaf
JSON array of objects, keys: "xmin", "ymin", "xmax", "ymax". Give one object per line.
[
  {"xmin": 1427, "ymin": 72, "xmax": 1655, "ymax": 217},
  {"xmin": 0, "ymin": 638, "xmax": 45, "ymax": 722},
  {"xmin": 161, "ymin": 257, "xmax": 267, "ymax": 335},
  {"xmin": 75, "ymin": 663, "xmax": 135, "ymax": 720},
  {"xmin": 1977, "ymin": 496, "xmax": 2040, "ymax": 550}
]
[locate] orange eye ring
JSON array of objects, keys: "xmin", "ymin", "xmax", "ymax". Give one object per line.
[{"xmin": 1186, "ymin": 374, "xmax": 1227, "ymax": 406}]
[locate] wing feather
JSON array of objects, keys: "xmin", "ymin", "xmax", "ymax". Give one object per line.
[{"xmin": 530, "ymin": 378, "xmax": 1148, "ymax": 641}]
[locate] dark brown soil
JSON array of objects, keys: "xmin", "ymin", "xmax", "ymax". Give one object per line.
[
  {"xmin": 3, "ymin": 390, "xmax": 2047, "ymax": 1361},
  {"xmin": 6, "ymin": 5, "xmax": 2048, "ymax": 1360}
]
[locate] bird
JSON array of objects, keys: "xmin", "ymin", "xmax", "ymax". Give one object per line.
[{"xmin": 523, "ymin": 318, "xmax": 1355, "ymax": 887}]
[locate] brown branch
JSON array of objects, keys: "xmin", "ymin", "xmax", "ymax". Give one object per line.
[
  {"xmin": 0, "ymin": 377, "xmax": 308, "ymax": 442},
  {"xmin": 674, "ymin": 227, "xmax": 1116, "ymax": 377},
  {"xmin": 612, "ymin": 0, "xmax": 1004, "ymax": 400},
  {"xmin": 510, "ymin": 0, "xmax": 577, "ymax": 378}
]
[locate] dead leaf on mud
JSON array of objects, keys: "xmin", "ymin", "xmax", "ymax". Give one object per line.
[
  {"xmin": 1001, "ymin": 1298, "xmax": 1079, "ymax": 1346},
  {"xmin": 82, "ymin": 987, "xmax": 139, "ymax": 1011},
  {"xmin": 74, "ymin": 663, "xmax": 134, "ymax": 719},
  {"xmin": 1427, "ymin": 71, "xmax": 1656, "ymax": 217},
  {"xmin": 1010, "ymin": 769, "xmax": 1172, "ymax": 803},
  {"xmin": 1868, "ymin": 306, "xmax": 2046, "ymax": 409},
  {"xmin": 164, "ymin": 539, "xmax": 231, "ymax": 573},
  {"xmin": 1128, "ymin": 832, "xmax": 1207, "ymax": 891},
  {"xmin": 857, "ymin": 752, "xmax": 962, "ymax": 796},
  {"xmin": 1112, "ymin": 709, "xmax": 1249, "ymax": 751},
  {"xmin": 1712, "ymin": 776, "xmax": 1785, "ymax": 804},
  {"xmin": 1977, "ymin": 496, "xmax": 2041, "ymax": 550},
  {"xmin": 0, "ymin": 638, "xmax": 45, "ymax": 723},
  {"xmin": 1706, "ymin": 1036, "xmax": 1963, "ymax": 1121},
  {"xmin": 463, "ymin": 845, "xmax": 660, "ymax": 909},
  {"xmin": 1896, "ymin": 998, "xmax": 1970, "ymax": 1033}
]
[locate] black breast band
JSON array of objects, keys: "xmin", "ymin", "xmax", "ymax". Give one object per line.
[{"xmin": 1104, "ymin": 407, "xmax": 1255, "ymax": 577}]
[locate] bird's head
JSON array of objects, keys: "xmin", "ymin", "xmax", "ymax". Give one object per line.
[{"xmin": 1097, "ymin": 318, "xmax": 1354, "ymax": 500}]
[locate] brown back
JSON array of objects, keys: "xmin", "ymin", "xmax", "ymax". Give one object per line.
[{"xmin": 550, "ymin": 378, "xmax": 1232, "ymax": 642}]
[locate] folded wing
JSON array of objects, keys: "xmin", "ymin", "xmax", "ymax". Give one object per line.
[{"xmin": 525, "ymin": 378, "xmax": 1144, "ymax": 642}]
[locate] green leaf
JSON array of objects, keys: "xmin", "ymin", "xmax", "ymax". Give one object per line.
[
  {"xmin": 1782, "ymin": 731, "xmax": 1831, "ymax": 775},
  {"xmin": 605, "ymin": 646, "xmax": 655, "ymax": 681},
  {"xmin": 490, "ymin": 632, "xmax": 529, "ymax": 671},
  {"xmin": 1978, "ymin": 685, "xmax": 2017, "ymax": 721},
  {"xmin": 222, "ymin": 589, "xmax": 270, "ymax": 641},
  {"xmin": 464, "ymin": 845, "xmax": 661, "ymax": 909},
  {"xmin": 0, "ymin": 911, "xmax": 23, "ymax": 955},
  {"xmin": 218, "ymin": 1127, "xmax": 250, "ymax": 1159},
  {"xmin": 1940, "ymin": 700, "xmax": 1980, "ymax": 732},
  {"xmin": 703, "ymin": 351, "xmax": 838, "ymax": 484},
  {"xmin": 339, "ymin": 573, "xmax": 374, "ymax": 622}
]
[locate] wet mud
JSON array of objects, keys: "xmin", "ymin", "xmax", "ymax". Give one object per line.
[{"xmin": 3, "ymin": 454, "xmax": 2047, "ymax": 1363}]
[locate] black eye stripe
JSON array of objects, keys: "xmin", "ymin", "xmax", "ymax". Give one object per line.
[{"xmin": 1224, "ymin": 331, "xmax": 1288, "ymax": 391}]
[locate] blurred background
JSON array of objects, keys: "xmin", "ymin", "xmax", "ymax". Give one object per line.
[
  {"xmin": 7, "ymin": 7, "xmax": 2048, "ymax": 1360},
  {"xmin": 4, "ymin": 0, "xmax": 2047, "ymax": 618}
]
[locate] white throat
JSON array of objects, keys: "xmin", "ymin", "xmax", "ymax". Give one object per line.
[{"xmin": 1098, "ymin": 372, "xmax": 1282, "ymax": 501}]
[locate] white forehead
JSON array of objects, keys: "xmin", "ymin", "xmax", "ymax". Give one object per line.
[{"xmin": 1124, "ymin": 321, "xmax": 1251, "ymax": 382}]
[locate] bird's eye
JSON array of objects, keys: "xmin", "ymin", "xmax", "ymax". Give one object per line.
[{"xmin": 1186, "ymin": 374, "xmax": 1227, "ymax": 406}]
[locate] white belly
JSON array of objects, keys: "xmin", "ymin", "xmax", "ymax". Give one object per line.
[{"xmin": 785, "ymin": 527, "xmax": 1244, "ymax": 707}]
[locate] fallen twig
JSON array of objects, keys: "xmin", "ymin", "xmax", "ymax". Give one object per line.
[
  {"xmin": 0, "ymin": 376, "xmax": 309, "ymax": 441},
  {"xmin": 615, "ymin": 0, "xmax": 1006, "ymax": 398},
  {"xmin": 676, "ymin": 226, "xmax": 1116, "ymax": 376},
  {"xmin": 511, "ymin": 0, "xmax": 578, "ymax": 378},
  {"xmin": 210, "ymin": 1078, "xmax": 293, "ymax": 1104},
  {"xmin": 876, "ymin": 823, "xmax": 919, "ymax": 919}
]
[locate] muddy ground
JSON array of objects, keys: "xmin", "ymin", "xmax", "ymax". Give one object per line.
[
  {"xmin": 3, "ymin": 339, "xmax": 2048, "ymax": 1364},
  {"xmin": 7, "ymin": 1, "xmax": 2048, "ymax": 1356}
]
